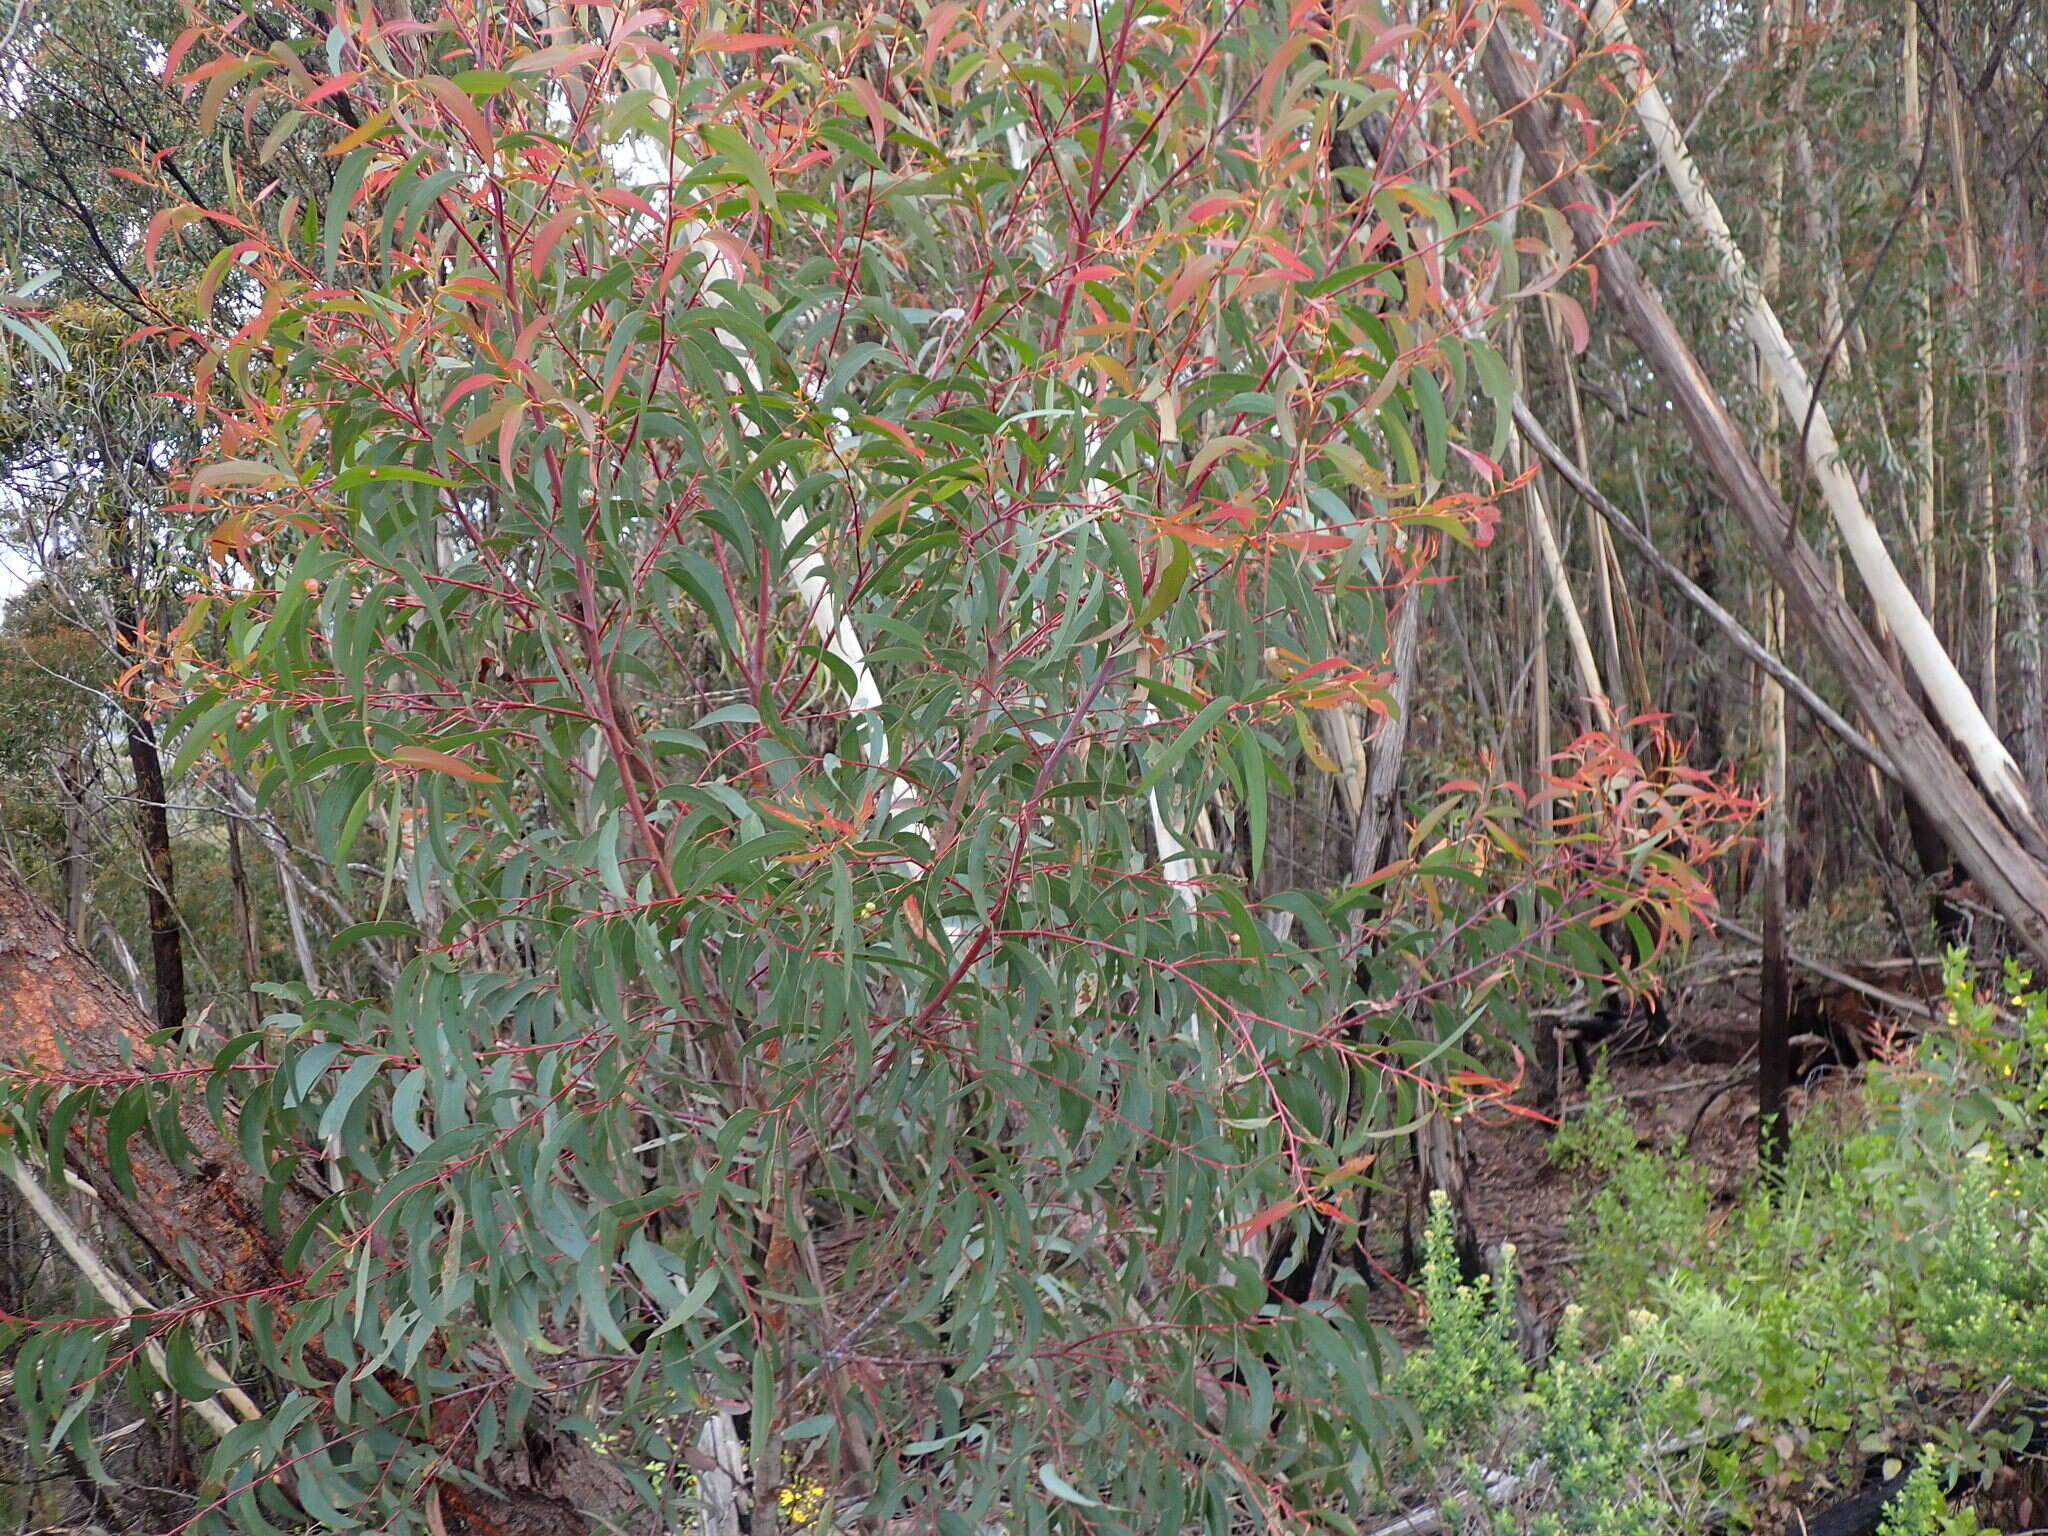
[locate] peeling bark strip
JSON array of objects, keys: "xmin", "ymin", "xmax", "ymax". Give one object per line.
[
  {"xmin": 1478, "ymin": 24, "xmax": 2048, "ymax": 967},
  {"xmin": 0, "ymin": 862, "xmax": 600, "ymax": 1536}
]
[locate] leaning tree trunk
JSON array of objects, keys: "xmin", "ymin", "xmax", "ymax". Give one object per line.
[
  {"xmin": 1478, "ymin": 25, "xmax": 2048, "ymax": 966},
  {"xmin": 0, "ymin": 861, "xmax": 613, "ymax": 1536},
  {"xmin": 1582, "ymin": 0, "xmax": 2048, "ymax": 862}
]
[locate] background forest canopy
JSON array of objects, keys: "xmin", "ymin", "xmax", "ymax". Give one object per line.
[{"xmin": 2, "ymin": 0, "xmax": 2048, "ymax": 1532}]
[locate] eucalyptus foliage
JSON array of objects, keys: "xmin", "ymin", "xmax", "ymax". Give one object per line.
[{"xmin": 4, "ymin": 3, "xmax": 1749, "ymax": 1530}]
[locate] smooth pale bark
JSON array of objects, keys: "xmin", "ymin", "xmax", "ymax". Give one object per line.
[
  {"xmin": 1759, "ymin": 586, "xmax": 1791, "ymax": 1166},
  {"xmin": 1525, "ymin": 474, "xmax": 1613, "ymax": 736},
  {"xmin": 1509, "ymin": 340, "xmax": 1612, "ymax": 736},
  {"xmin": 226, "ymin": 810, "xmax": 262, "ymax": 1027},
  {"xmin": 1531, "ymin": 487, "xmax": 1552, "ymax": 787},
  {"xmin": 1479, "ymin": 26, "xmax": 2048, "ymax": 964},
  {"xmin": 575, "ymin": 4, "xmax": 889, "ymax": 762},
  {"xmin": 1583, "ymin": 0, "xmax": 2048, "ymax": 859},
  {"xmin": 1550, "ymin": 317, "xmax": 1629, "ymax": 722}
]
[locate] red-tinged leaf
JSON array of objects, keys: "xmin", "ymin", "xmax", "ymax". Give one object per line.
[
  {"xmin": 304, "ymin": 74, "xmax": 364, "ymax": 107},
  {"xmin": 418, "ymin": 74, "xmax": 495, "ymax": 161},
  {"xmin": 593, "ymin": 188, "xmax": 658, "ymax": 220},
  {"xmin": 497, "ymin": 400, "xmax": 528, "ymax": 484},
  {"xmin": 1504, "ymin": 262, "xmax": 1569, "ymax": 301},
  {"xmin": 442, "ymin": 373, "xmax": 500, "ymax": 413},
  {"xmin": 508, "ymin": 42, "xmax": 604, "ymax": 74},
  {"xmin": 529, "ymin": 206, "xmax": 581, "ymax": 280},
  {"xmin": 1069, "ymin": 264, "xmax": 1118, "ymax": 284},
  {"xmin": 693, "ymin": 31, "xmax": 792, "ymax": 53},
  {"xmin": 1166, "ymin": 254, "xmax": 1218, "ymax": 314},
  {"xmin": 1362, "ymin": 23, "xmax": 1419, "ymax": 69},
  {"xmin": 694, "ymin": 229, "xmax": 759, "ymax": 284},
  {"xmin": 161, "ymin": 24, "xmax": 202, "ymax": 85},
  {"xmin": 1436, "ymin": 72, "xmax": 1480, "ymax": 142},
  {"xmin": 459, "ymin": 397, "xmax": 514, "ymax": 448},
  {"xmin": 327, "ymin": 109, "xmax": 395, "ymax": 156},
  {"xmin": 1551, "ymin": 290, "xmax": 1589, "ymax": 354},
  {"xmin": 143, "ymin": 208, "xmax": 176, "ymax": 274},
  {"xmin": 1291, "ymin": 657, "xmax": 1353, "ymax": 681},
  {"xmin": 1156, "ymin": 520, "xmax": 1240, "ymax": 551},
  {"xmin": 609, "ymin": 9, "xmax": 664, "ymax": 41},
  {"xmin": 1263, "ymin": 238, "xmax": 1313, "ymax": 281},
  {"xmin": 1230, "ymin": 1198, "xmax": 1299, "ymax": 1239},
  {"xmin": 387, "ymin": 745, "xmax": 502, "ymax": 784},
  {"xmin": 1323, "ymin": 1153, "xmax": 1378, "ymax": 1187},
  {"xmin": 177, "ymin": 54, "xmax": 247, "ymax": 86},
  {"xmin": 1274, "ymin": 529, "xmax": 1352, "ymax": 554},
  {"xmin": 923, "ymin": 1, "xmax": 966, "ymax": 72},
  {"xmin": 208, "ymin": 512, "xmax": 257, "ymax": 565},
  {"xmin": 1449, "ymin": 443, "xmax": 1504, "ymax": 481},
  {"xmin": 1185, "ymin": 195, "xmax": 1238, "ymax": 224},
  {"xmin": 863, "ymin": 416, "xmax": 926, "ymax": 460},
  {"xmin": 847, "ymin": 76, "xmax": 887, "ymax": 150},
  {"xmin": 197, "ymin": 63, "xmax": 244, "ymax": 136},
  {"xmin": 1254, "ymin": 33, "xmax": 1315, "ymax": 126}
]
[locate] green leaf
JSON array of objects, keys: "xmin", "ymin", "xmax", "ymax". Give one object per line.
[
  {"xmin": 1135, "ymin": 695, "xmax": 1235, "ymax": 796},
  {"xmin": 1038, "ymin": 1462, "xmax": 1104, "ymax": 1507},
  {"xmin": 322, "ymin": 148, "xmax": 372, "ymax": 278},
  {"xmin": 701, "ymin": 123, "xmax": 776, "ymax": 214}
]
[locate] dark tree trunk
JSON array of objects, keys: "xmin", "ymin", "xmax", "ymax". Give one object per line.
[
  {"xmin": 1760, "ymin": 849, "xmax": 1791, "ymax": 1167},
  {"xmin": 120, "ymin": 703, "xmax": 186, "ymax": 1036}
]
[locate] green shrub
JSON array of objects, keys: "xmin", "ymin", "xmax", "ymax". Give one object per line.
[
  {"xmin": 1388, "ymin": 956, "xmax": 2048, "ymax": 1533},
  {"xmin": 1399, "ymin": 1190, "xmax": 1525, "ymax": 1456},
  {"xmin": 1879, "ymin": 1446, "xmax": 1985, "ymax": 1536}
]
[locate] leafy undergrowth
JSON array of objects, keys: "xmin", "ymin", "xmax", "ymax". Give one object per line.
[{"xmin": 1382, "ymin": 953, "xmax": 2048, "ymax": 1535}]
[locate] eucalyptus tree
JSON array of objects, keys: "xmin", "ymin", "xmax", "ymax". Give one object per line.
[{"xmin": 0, "ymin": 2, "xmax": 1755, "ymax": 1533}]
